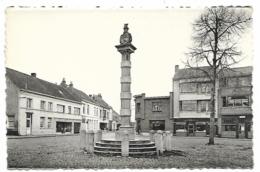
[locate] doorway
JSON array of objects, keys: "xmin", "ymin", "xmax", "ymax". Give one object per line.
[
  {"xmin": 187, "ymin": 124, "xmax": 195, "ymax": 136},
  {"xmin": 26, "ymin": 113, "xmax": 32, "ymax": 135},
  {"xmin": 74, "ymin": 122, "xmax": 81, "ymax": 134}
]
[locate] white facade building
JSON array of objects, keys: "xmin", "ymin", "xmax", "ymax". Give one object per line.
[{"xmin": 6, "ymin": 68, "xmax": 118, "ymax": 135}]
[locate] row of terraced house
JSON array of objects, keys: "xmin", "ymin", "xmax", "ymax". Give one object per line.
[
  {"xmin": 6, "ymin": 68, "xmax": 120, "ymax": 136},
  {"xmin": 135, "ymin": 65, "xmax": 253, "ymax": 139}
]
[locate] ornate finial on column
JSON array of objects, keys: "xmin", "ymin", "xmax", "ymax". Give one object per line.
[{"xmin": 120, "ymin": 23, "xmax": 132, "ymax": 45}]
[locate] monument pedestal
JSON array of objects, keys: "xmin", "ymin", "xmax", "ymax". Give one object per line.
[{"xmin": 115, "ymin": 126, "xmax": 135, "ymax": 141}]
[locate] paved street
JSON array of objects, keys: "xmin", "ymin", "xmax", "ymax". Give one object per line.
[{"xmin": 7, "ymin": 134, "xmax": 253, "ymax": 169}]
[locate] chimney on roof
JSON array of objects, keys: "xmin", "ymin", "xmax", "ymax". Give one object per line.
[
  {"xmin": 31, "ymin": 73, "xmax": 36, "ymax": 77},
  {"xmin": 98, "ymin": 93, "xmax": 102, "ymax": 98},
  {"xmin": 175, "ymin": 65, "xmax": 179, "ymax": 72},
  {"xmin": 60, "ymin": 78, "xmax": 67, "ymax": 87},
  {"xmin": 69, "ymin": 81, "xmax": 73, "ymax": 88}
]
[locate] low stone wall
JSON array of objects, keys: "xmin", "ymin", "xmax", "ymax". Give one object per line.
[
  {"xmin": 195, "ymin": 131, "xmax": 206, "ymax": 137},
  {"xmin": 221, "ymin": 131, "xmax": 236, "ymax": 138},
  {"xmin": 150, "ymin": 130, "xmax": 172, "ymax": 155},
  {"xmin": 175, "ymin": 131, "xmax": 187, "ymax": 136},
  {"xmin": 80, "ymin": 130, "xmax": 98, "ymax": 153}
]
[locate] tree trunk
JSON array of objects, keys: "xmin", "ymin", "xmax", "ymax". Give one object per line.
[{"xmin": 209, "ymin": 88, "xmax": 215, "ymax": 145}]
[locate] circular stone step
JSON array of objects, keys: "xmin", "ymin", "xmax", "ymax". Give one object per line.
[
  {"xmin": 94, "ymin": 139, "xmax": 157, "ymax": 157},
  {"xmin": 96, "ymin": 142, "xmax": 121, "ymax": 148}
]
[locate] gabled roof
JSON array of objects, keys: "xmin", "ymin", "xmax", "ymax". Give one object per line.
[
  {"xmin": 6, "ymin": 67, "xmax": 114, "ymax": 109},
  {"xmin": 112, "ymin": 109, "xmax": 119, "ymax": 116},
  {"xmin": 6, "ymin": 68, "xmax": 82, "ymax": 103},
  {"xmin": 173, "ymin": 66, "xmax": 252, "ymax": 80},
  {"xmin": 91, "ymin": 95, "xmax": 111, "ymax": 109},
  {"xmin": 67, "ymin": 87, "xmax": 96, "ymax": 104}
]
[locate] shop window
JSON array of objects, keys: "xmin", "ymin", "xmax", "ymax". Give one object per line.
[
  {"xmin": 196, "ymin": 123, "xmax": 206, "ymax": 131},
  {"xmin": 152, "ymin": 102, "xmax": 162, "ymax": 112},
  {"xmin": 242, "ymin": 98, "xmax": 249, "ymax": 106},
  {"xmin": 175, "ymin": 124, "xmax": 186, "ymax": 132},
  {"xmin": 224, "ymin": 125, "xmax": 236, "ymax": 131},
  {"xmin": 234, "ymin": 99, "xmax": 242, "ymax": 106},
  {"xmin": 179, "ymin": 100, "xmax": 197, "ymax": 111},
  {"xmin": 149, "ymin": 120, "xmax": 165, "ymax": 130},
  {"xmin": 56, "ymin": 122, "xmax": 72, "ymax": 133}
]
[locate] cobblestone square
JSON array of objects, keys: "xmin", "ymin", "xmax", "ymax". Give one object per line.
[{"xmin": 7, "ymin": 134, "xmax": 253, "ymax": 169}]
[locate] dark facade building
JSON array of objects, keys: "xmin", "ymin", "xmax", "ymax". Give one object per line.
[
  {"xmin": 173, "ymin": 65, "xmax": 253, "ymax": 138},
  {"xmin": 134, "ymin": 65, "xmax": 253, "ymax": 139},
  {"xmin": 134, "ymin": 93, "xmax": 174, "ymax": 132},
  {"xmin": 218, "ymin": 67, "xmax": 253, "ymax": 138}
]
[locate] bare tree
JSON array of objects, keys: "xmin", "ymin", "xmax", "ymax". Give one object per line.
[{"xmin": 185, "ymin": 7, "xmax": 252, "ymax": 145}]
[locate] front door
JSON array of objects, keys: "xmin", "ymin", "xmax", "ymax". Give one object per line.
[
  {"xmin": 26, "ymin": 113, "xmax": 32, "ymax": 135},
  {"xmin": 74, "ymin": 123, "xmax": 81, "ymax": 134},
  {"xmin": 188, "ymin": 124, "xmax": 195, "ymax": 136}
]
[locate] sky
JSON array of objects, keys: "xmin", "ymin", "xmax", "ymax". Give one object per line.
[{"xmin": 5, "ymin": 8, "xmax": 253, "ymax": 117}]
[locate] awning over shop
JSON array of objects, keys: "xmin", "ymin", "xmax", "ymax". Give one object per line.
[
  {"xmin": 174, "ymin": 122, "xmax": 186, "ymax": 125},
  {"xmin": 196, "ymin": 122, "xmax": 206, "ymax": 125}
]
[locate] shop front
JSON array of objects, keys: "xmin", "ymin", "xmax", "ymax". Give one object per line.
[
  {"xmin": 56, "ymin": 122, "xmax": 72, "ymax": 133},
  {"xmin": 173, "ymin": 118, "xmax": 218, "ymax": 137},
  {"xmin": 100, "ymin": 122, "xmax": 108, "ymax": 130},
  {"xmin": 55, "ymin": 118, "xmax": 81, "ymax": 134},
  {"xmin": 221, "ymin": 115, "xmax": 252, "ymax": 138},
  {"xmin": 149, "ymin": 120, "xmax": 165, "ymax": 131}
]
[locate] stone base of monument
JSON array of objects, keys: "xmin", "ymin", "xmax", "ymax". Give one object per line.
[
  {"xmin": 115, "ymin": 126, "xmax": 135, "ymax": 141},
  {"xmin": 94, "ymin": 139, "xmax": 157, "ymax": 157},
  {"xmin": 80, "ymin": 129, "xmax": 172, "ymax": 157}
]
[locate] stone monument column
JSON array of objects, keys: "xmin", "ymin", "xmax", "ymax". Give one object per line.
[{"xmin": 115, "ymin": 24, "xmax": 136, "ymax": 140}]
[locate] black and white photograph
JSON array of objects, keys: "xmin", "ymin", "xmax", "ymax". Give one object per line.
[{"xmin": 1, "ymin": 1, "xmax": 258, "ymax": 170}]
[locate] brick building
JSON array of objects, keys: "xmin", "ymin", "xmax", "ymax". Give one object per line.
[
  {"xmin": 134, "ymin": 93, "xmax": 174, "ymax": 132},
  {"xmin": 218, "ymin": 67, "xmax": 253, "ymax": 138},
  {"xmin": 173, "ymin": 65, "xmax": 253, "ymax": 138},
  {"xmin": 134, "ymin": 65, "xmax": 253, "ymax": 138}
]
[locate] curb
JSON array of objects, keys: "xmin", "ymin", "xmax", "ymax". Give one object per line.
[{"xmin": 7, "ymin": 134, "xmax": 80, "ymax": 139}]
